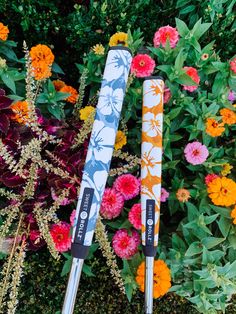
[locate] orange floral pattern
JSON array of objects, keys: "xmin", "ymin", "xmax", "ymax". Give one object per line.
[
  {"xmin": 136, "ymin": 260, "xmax": 171, "ymax": 298},
  {"xmin": 141, "ymin": 79, "xmax": 164, "ymax": 246},
  {"xmin": 0, "ymin": 22, "xmax": 9, "ymax": 41},
  {"xmin": 207, "ymin": 177, "xmax": 236, "ymax": 207}
]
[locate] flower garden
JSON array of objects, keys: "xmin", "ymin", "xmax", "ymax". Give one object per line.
[{"xmin": 0, "ymin": 1, "xmax": 236, "ymax": 313}]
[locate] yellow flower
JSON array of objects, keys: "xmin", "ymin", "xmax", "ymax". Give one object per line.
[
  {"xmin": 79, "ymin": 106, "xmax": 95, "ymax": 121},
  {"xmin": 115, "ymin": 130, "xmax": 127, "ymax": 150},
  {"xmin": 109, "ymin": 32, "xmax": 128, "ymax": 47},
  {"xmin": 221, "ymin": 163, "xmax": 233, "ymax": 176},
  {"xmin": 92, "ymin": 44, "xmax": 105, "ymax": 55}
]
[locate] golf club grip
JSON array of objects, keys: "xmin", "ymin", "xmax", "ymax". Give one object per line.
[
  {"xmin": 141, "ymin": 77, "xmax": 164, "ymax": 257},
  {"xmin": 71, "ymin": 47, "xmax": 132, "ymax": 259}
]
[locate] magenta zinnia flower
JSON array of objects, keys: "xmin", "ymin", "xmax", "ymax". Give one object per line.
[
  {"xmin": 153, "ymin": 25, "xmax": 179, "ymax": 48},
  {"xmin": 161, "ymin": 188, "xmax": 169, "ymax": 202},
  {"xmin": 128, "ymin": 204, "xmax": 141, "ymax": 230},
  {"xmin": 50, "ymin": 222, "xmax": 71, "ymax": 253},
  {"xmin": 205, "ymin": 173, "xmax": 219, "ymax": 186},
  {"xmin": 112, "ymin": 229, "xmax": 140, "ymax": 259},
  {"xmin": 114, "ymin": 174, "xmax": 140, "ymax": 200},
  {"xmin": 131, "ymin": 54, "xmax": 155, "ymax": 78},
  {"xmin": 100, "ymin": 188, "xmax": 124, "ymax": 219},
  {"xmin": 184, "ymin": 142, "xmax": 209, "ymax": 165}
]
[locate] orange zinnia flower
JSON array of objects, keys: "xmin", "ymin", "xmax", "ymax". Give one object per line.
[
  {"xmin": 60, "ymin": 85, "xmax": 78, "ymax": 104},
  {"xmin": 0, "ymin": 22, "xmax": 9, "ymax": 41},
  {"xmin": 220, "ymin": 108, "xmax": 236, "ymax": 125},
  {"xmin": 11, "ymin": 101, "xmax": 30, "ymax": 124},
  {"xmin": 30, "ymin": 44, "xmax": 54, "ymax": 66},
  {"xmin": 31, "ymin": 60, "xmax": 52, "ymax": 80},
  {"xmin": 176, "ymin": 188, "xmax": 190, "ymax": 202},
  {"xmin": 207, "ymin": 177, "xmax": 236, "ymax": 207},
  {"xmin": 136, "ymin": 260, "xmax": 171, "ymax": 298},
  {"xmin": 231, "ymin": 206, "xmax": 236, "ymax": 224},
  {"xmin": 53, "ymin": 79, "xmax": 66, "ymax": 91},
  {"xmin": 205, "ymin": 118, "xmax": 225, "ymax": 137}
]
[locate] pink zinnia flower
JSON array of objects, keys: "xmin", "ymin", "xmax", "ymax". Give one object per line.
[
  {"xmin": 100, "ymin": 188, "xmax": 124, "ymax": 219},
  {"xmin": 161, "ymin": 188, "xmax": 169, "ymax": 202},
  {"xmin": 182, "ymin": 67, "xmax": 200, "ymax": 92},
  {"xmin": 114, "ymin": 174, "xmax": 140, "ymax": 200},
  {"xmin": 205, "ymin": 174, "xmax": 219, "ymax": 186},
  {"xmin": 184, "ymin": 142, "xmax": 209, "ymax": 165},
  {"xmin": 164, "ymin": 87, "xmax": 171, "ymax": 104},
  {"xmin": 50, "ymin": 222, "xmax": 71, "ymax": 253},
  {"xmin": 153, "ymin": 25, "xmax": 179, "ymax": 48},
  {"xmin": 130, "ymin": 54, "xmax": 155, "ymax": 78},
  {"xmin": 128, "ymin": 204, "xmax": 141, "ymax": 229},
  {"xmin": 70, "ymin": 209, "xmax": 76, "ymax": 226},
  {"xmin": 230, "ymin": 57, "xmax": 236, "ymax": 74},
  {"xmin": 112, "ymin": 229, "xmax": 140, "ymax": 259}
]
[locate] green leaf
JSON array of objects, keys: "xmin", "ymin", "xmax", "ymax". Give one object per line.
[
  {"xmin": 60, "ymin": 257, "xmax": 72, "ymax": 277},
  {"xmin": 201, "ymin": 237, "xmax": 225, "ymax": 249},
  {"xmin": 47, "ymin": 104, "xmax": 64, "ymax": 120},
  {"xmin": 174, "ymin": 49, "xmax": 187, "ymax": 71},
  {"xmin": 157, "ymin": 65, "xmax": 172, "ymax": 76},
  {"xmin": 83, "ymin": 263, "xmax": 95, "ymax": 277},
  {"xmin": 175, "ymin": 73, "xmax": 198, "ymax": 86},
  {"xmin": 217, "ymin": 216, "xmax": 231, "ymax": 237},
  {"xmin": 192, "ymin": 20, "xmax": 212, "ymax": 40},
  {"xmin": 175, "ymin": 18, "xmax": 190, "ymax": 37},
  {"xmin": 180, "ymin": 5, "xmax": 195, "ymax": 14},
  {"xmin": 55, "ymin": 92, "xmax": 71, "ymax": 102},
  {"xmin": 168, "ymin": 107, "xmax": 182, "ymax": 120},
  {"xmin": 210, "ymin": 205, "xmax": 231, "ymax": 218},
  {"xmin": 52, "ymin": 62, "xmax": 65, "ymax": 74},
  {"xmin": 185, "ymin": 242, "xmax": 203, "ymax": 256},
  {"xmin": 0, "ymin": 72, "xmax": 16, "ymax": 93},
  {"xmin": 186, "ymin": 202, "xmax": 199, "ymax": 221}
]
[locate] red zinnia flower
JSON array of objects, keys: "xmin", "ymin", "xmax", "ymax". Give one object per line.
[
  {"xmin": 50, "ymin": 222, "xmax": 71, "ymax": 252},
  {"xmin": 114, "ymin": 174, "xmax": 140, "ymax": 200},
  {"xmin": 131, "ymin": 54, "xmax": 155, "ymax": 78},
  {"xmin": 100, "ymin": 188, "xmax": 124, "ymax": 219},
  {"xmin": 182, "ymin": 67, "xmax": 200, "ymax": 92}
]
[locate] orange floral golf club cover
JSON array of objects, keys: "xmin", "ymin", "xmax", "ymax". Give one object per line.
[{"xmin": 141, "ymin": 77, "xmax": 164, "ymax": 256}]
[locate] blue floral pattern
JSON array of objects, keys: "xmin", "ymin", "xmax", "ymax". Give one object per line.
[{"xmin": 73, "ymin": 48, "xmax": 132, "ymax": 246}]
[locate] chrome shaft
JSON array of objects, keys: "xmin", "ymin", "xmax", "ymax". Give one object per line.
[
  {"xmin": 62, "ymin": 258, "xmax": 84, "ymax": 314},
  {"xmin": 145, "ymin": 256, "xmax": 154, "ymax": 314}
]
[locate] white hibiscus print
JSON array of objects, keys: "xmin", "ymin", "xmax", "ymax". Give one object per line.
[
  {"xmin": 86, "ymin": 120, "xmax": 115, "ymax": 164},
  {"xmin": 97, "ymin": 86, "xmax": 124, "ymax": 117},
  {"xmin": 141, "ymin": 142, "xmax": 162, "ymax": 179},
  {"xmin": 143, "ymin": 80, "xmax": 163, "ymax": 108},
  {"xmin": 143, "ymin": 112, "xmax": 163, "ymax": 137}
]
